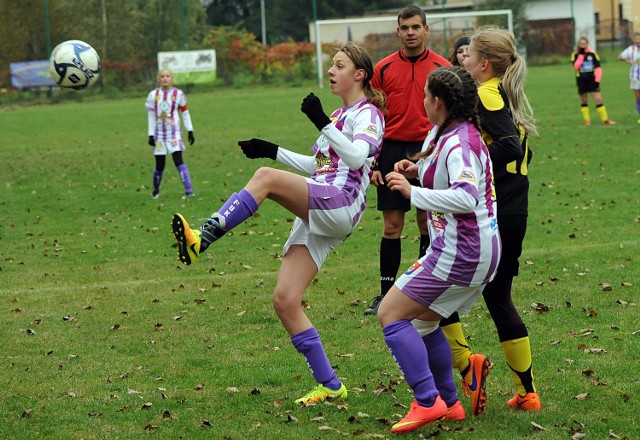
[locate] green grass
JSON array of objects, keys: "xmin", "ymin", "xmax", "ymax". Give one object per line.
[{"xmin": 1, "ymin": 61, "xmax": 639, "ymax": 439}]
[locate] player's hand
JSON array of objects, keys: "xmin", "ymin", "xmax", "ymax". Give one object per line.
[
  {"xmin": 594, "ymin": 82, "xmax": 600, "ymax": 91},
  {"xmin": 371, "ymin": 170, "xmax": 384, "ymax": 187},
  {"xmin": 578, "ymin": 47, "xmax": 586, "ymax": 54},
  {"xmin": 188, "ymin": 131, "xmax": 195, "ymax": 145},
  {"xmin": 385, "ymin": 171, "xmax": 412, "ymax": 199},
  {"xmin": 238, "ymin": 138, "xmax": 279, "ymax": 160},
  {"xmin": 148, "ymin": 135, "xmax": 155, "ymax": 147},
  {"xmin": 301, "ymin": 93, "xmax": 331, "ymax": 131},
  {"xmin": 394, "ymin": 159, "xmax": 418, "ymax": 179}
]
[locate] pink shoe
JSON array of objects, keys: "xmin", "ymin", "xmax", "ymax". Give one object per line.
[
  {"xmin": 507, "ymin": 392, "xmax": 542, "ymax": 411},
  {"xmin": 391, "ymin": 396, "xmax": 447, "ymax": 434},
  {"xmin": 603, "ymin": 119, "xmax": 617, "ymax": 125},
  {"xmin": 583, "ymin": 121, "xmax": 591, "ymax": 126},
  {"xmin": 444, "ymin": 400, "xmax": 465, "ymax": 421}
]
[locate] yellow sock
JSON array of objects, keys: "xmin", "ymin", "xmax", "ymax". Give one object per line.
[
  {"xmin": 501, "ymin": 337, "xmax": 536, "ymax": 396},
  {"xmin": 441, "ymin": 322, "xmax": 472, "ymax": 373},
  {"xmin": 580, "ymin": 105, "xmax": 590, "ymax": 123},
  {"xmin": 596, "ymin": 104, "xmax": 609, "ymax": 122}
]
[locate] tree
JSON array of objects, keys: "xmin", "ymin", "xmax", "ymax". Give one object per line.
[{"xmin": 204, "ymin": 0, "xmax": 408, "ymax": 44}]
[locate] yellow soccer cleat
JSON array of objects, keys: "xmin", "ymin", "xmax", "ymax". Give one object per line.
[
  {"xmin": 295, "ymin": 383, "xmax": 347, "ymax": 405},
  {"xmin": 172, "ymin": 213, "xmax": 201, "ymax": 265}
]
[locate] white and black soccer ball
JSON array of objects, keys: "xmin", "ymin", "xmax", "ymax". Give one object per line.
[{"xmin": 49, "ymin": 40, "xmax": 101, "ymax": 90}]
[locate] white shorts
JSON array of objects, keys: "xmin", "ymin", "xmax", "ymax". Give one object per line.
[
  {"xmin": 282, "ymin": 180, "xmax": 359, "ymax": 270},
  {"xmin": 395, "ymin": 262, "xmax": 484, "ymax": 318},
  {"xmin": 630, "ymin": 77, "xmax": 640, "ymax": 90},
  {"xmin": 283, "ymin": 218, "xmax": 345, "ymax": 270},
  {"xmin": 153, "ymin": 138, "xmax": 185, "ymax": 155}
]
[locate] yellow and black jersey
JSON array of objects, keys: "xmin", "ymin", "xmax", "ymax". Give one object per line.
[
  {"xmin": 571, "ymin": 49, "xmax": 601, "ymax": 82},
  {"xmin": 478, "ymin": 77, "xmax": 531, "ymax": 217}
]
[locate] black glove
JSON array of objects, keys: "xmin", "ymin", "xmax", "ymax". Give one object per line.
[
  {"xmin": 301, "ymin": 92, "xmax": 331, "ymax": 131},
  {"xmin": 148, "ymin": 135, "xmax": 155, "ymax": 147},
  {"xmin": 238, "ymin": 138, "xmax": 279, "ymax": 160},
  {"xmin": 578, "ymin": 47, "xmax": 586, "ymax": 54},
  {"xmin": 188, "ymin": 131, "xmax": 195, "ymax": 145},
  {"xmin": 595, "ymin": 82, "xmax": 600, "ymax": 91}
]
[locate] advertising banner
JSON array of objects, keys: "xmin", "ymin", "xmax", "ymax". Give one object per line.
[
  {"xmin": 10, "ymin": 60, "xmax": 56, "ymax": 88},
  {"xmin": 157, "ymin": 49, "xmax": 217, "ymax": 85}
]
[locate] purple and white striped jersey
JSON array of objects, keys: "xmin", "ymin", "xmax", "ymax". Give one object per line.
[
  {"xmin": 311, "ymin": 98, "xmax": 384, "ymax": 220},
  {"xmin": 145, "ymin": 87, "xmax": 194, "ymax": 142},
  {"xmin": 411, "ymin": 121, "xmax": 500, "ymax": 287},
  {"xmin": 619, "ymin": 44, "xmax": 640, "ymax": 87}
]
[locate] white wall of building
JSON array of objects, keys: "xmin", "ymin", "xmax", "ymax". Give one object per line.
[{"xmin": 526, "ymin": 0, "xmax": 596, "ymax": 48}]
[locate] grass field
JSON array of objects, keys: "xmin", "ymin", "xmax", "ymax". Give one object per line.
[{"xmin": 1, "ymin": 59, "xmax": 639, "ymax": 439}]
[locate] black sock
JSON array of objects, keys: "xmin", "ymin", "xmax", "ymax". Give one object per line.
[
  {"xmin": 419, "ymin": 234, "xmax": 430, "ymax": 258},
  {"xmin": 380, "ymin": 237, "xmax": 401, "ymax": 297}
]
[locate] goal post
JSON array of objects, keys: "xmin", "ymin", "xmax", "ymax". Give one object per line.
[{"xmin": 311, "ymin": 9, "xmax": 513, "ymax": 88}]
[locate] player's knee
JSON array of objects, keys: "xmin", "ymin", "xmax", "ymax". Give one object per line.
[{"xmin": 272, "ymin": 289, "xmax": 297, "ymax": 317}]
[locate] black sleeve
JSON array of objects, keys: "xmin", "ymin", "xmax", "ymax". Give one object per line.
[{"xmin": 479, "ymin": 102, "xmax": 523, "ymax": 167}]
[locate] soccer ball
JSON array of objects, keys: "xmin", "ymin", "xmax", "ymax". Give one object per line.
[{"xmin": 49, "ymin": 40, "xmax": 101, "ymax": 90}]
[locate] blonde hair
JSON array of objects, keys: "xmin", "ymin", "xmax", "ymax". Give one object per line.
[
  {"xmin": 575, "ymin": 36, "xmax": 589, "ymax": 52},
  {"xmin": 157, "ymin": 68, "xmax": 173, "ymax": 81},
  {"xmin": 470, "ymin": 27, "xmax": 537, "ymax": 136}
]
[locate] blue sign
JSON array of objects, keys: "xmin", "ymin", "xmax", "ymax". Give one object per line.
[{"xmin": 10, "ymin": 60, "xmax": 56, "ymax": 88}]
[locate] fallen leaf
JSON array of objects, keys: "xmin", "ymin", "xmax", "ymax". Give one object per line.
[
  {"xmin": 201, "ymin": 419, "xmax": 213, "ymax": 428},
  {"xmin": 573, "ymin": 392, "xmax": 589, "ymax": 400},
  {"xmin": 143, "ymin": 422, "xmax": 158, "ymax": 431},
  {"xmin": 601, "ymin": 283, "xmax": 613, "ymax": 291},
  {"xmin": 141, "ymin": 402, "xmax": 153, "ymax": 410},
  {"xmin": 584, "ymin": 348, "xmax": 607, "ymax": 354},
  {"xmin": 531, "ymin": 421, "xmax": 546, "ymax": 431}
]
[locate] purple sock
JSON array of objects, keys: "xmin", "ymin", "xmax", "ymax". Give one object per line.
[
  {"xmin": 216, "ymin": 189, "xmax": 259, "ymax": 230},
  {"xmin": 177, "ymin": 164, "xmax": 193, "ymax": 194},
  {"xmin": 636, "ymin": 98, "xmax": 640, "ymax": 115},
  {"xmin": 422, "ymin": 327, "xmax": 458, "ymax": 406},
  {"xmin": 153, "ymin": 169, "xmax": 163, "ymax": 194},
  {"xmin": 291, "ymin": 327, "xmax": 341, "ymax": 391},
  {"xmin": 383, "ymin": 320, "xmax": 438, "ymax": 406}
]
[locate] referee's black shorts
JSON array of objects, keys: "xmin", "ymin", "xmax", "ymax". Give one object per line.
[{"xmin": 375, "ymin": 139, "xmax": 423, "ymax": 212}]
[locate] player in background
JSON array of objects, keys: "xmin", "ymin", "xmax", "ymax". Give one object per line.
[
  {"xmin": 145, "ymin": 68, "xmax": 195, "ymax": 199},
  {"xmin": 617, "ymin": 32, "xmax": 640, "ymax": 124},
  {"xmin": 571, "ymin": 37, "xmax": 616, "ymax": 126},
  {"xmin": 432, "ymin": 27, "xmax": 542, "ymax": 414},
  {"xmin": 378, "ymin": 66, "xmax": 500, "ymax": 434},
  {"xmin": 449, "ymin": 36, "xmax": 470, "ymax": 67},
  {"xmin": 365, "ymin": 4, "xmax": 451, "ymax": 316},
  {"xmin": 171, "ymin": 43, "xmax": 385, "ymax": 405}
]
